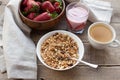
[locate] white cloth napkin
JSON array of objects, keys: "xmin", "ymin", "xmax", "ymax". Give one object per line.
[
  {"xmin": 0, "ymin": 1, "xmax": 6, "ymax": 73},
  {"xmin": 0, "ymin": 0, "xmax": 37, "ymax": 79},
  {"xmin": 80, "ymin": 0, "xmax": 113, "ymax": 23}
]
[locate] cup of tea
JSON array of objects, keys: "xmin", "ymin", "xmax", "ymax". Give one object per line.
[
  {"xmin": 88, "ymin": 22, "xmax": 120, "ymax": 49},
  {"xmin": 66, "ymin": 2, "xmax": 89, "ymax": 34}
]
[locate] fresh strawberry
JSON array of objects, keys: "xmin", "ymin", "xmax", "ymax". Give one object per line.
[
  {"xmin": 54, "ymin": 1, "xmax": 62, "ymax": 13},
  {"xmin": 33, "ymin": 12, "xmax": 51, "ymax": 21},
  {"xmin": 24, "ymin": 6, "xmax": 30, "ymax": 12},
  {"xmin": 22, "ymin": 0, "xmax": 28, "ymax": 6},
  {"xmin": 27, "ymin": 12, "xmax": 36, "ymax": 19},
  {"xmin": 24, "ymin": 0, "xmax": 41, "ymax": 12},
  {"xmin": 41, "ymin": 1, "xmax": 55, "ymax": 13},
  {"xmin": 54, "ymin": 1, "xmax": 60, "ymax": 7},
  {"xmin": 27, "ymin": 0, "xmax": 40, "ymax": 7},
  {"xmin": 75, "ymin": 22, "xmax": 86, "ymax": 30}
]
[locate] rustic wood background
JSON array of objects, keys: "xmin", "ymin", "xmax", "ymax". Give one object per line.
[{"xmin": 0, "ymin": 0, "xmax": 120, "ymax": 80}]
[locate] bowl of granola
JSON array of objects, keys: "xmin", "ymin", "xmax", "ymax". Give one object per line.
[{"xmin": 36, "ymin": 30, "xmax": 84, "ymax": 71}]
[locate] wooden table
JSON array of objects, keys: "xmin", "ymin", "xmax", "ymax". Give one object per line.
[{"xmin": 0, "ymin": 0, "xmax": 120, "ymax": 80}]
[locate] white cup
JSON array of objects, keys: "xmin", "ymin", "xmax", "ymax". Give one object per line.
[{"xmin": 88, "ymin": 22, "xmax": 120, "ymax": 49}]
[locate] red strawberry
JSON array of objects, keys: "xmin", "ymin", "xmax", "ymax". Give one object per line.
[
  {"xmin": 54, "ymin": 2, "xmax": 60, "ymax": 7},
  {"xmin": 42, "ymin": 1, "xmax": 55, "ymax": 13},
  {"xmin": 36, "ymin": 1, "xmax": 41, "ymax": 6},
  {"xmin": 24, "ymin": 6, "xmax": 30, "ymax": 12},
  {"xmin": 27, "ymin": 12, "xmax": 36, "ymax": 19},
  {"xmin": 54, "ymin": 2, "xmax": 62, "ymax": 13},
  {"xmin": 24, "ymin": 0, "xmax": 41, "ymax": 12},
  {"xmin": 22, "ymin": 0, "xmax": 28, "ymax": 6},
  {"xmin": 33, "ymin": 12, "xmax": 51, "ymax": 21},
  {"xmin": 75, "ymin": 22, "xmax": 86, "ymax": 30},
  {"xmin": 27, "ymin": 0, "xmax": 40, "ymax": 7}
]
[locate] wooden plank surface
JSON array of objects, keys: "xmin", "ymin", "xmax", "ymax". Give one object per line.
[
  {"xmin": 31, "ymin": 22, "xmax": 120, "ymax": 44},
  {"xmin": 37, "ymin": 65, "xmax": 120, "ymax": 80},
  {"xmin": 0, "ymin": 67, "xmax": 119, "ymax": 80},
  {"xmin": 33, "ymin": 0, "xmax": 120, "ymax": 80}
]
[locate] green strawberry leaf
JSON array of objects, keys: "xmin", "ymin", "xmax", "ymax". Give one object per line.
[
  {"xmin": 22, "ymin": 11, "xmax": 28, "ymax": 16},
  {"xmin": 50, "ymin": 12, "xmax": 59, "ymax": 18},
  {"xmin": 29, "ymin": 5, "xmax": 40, "ymax": 13},
  {"xmin": 55, "ymin": 0, "xmax": 62, "ymax": 3},
  {"xmin": 60, "ymin": 5, "xmax": 63, "ymax": 9},
  {"xmin": 55, "ymin": 0, "xmax": 63, "ymax": 9}
]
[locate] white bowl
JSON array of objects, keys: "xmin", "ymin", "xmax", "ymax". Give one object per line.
[{"xmin": 36, "ymin": 30, "xmax": 84, "ymax": 71}]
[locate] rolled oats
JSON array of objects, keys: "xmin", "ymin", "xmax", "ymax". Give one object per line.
[{"xmin": 41, "ymin": 33, "xmax": 79, "ymax": 69}]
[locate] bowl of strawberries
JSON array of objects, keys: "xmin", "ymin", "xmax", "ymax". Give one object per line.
[{"xmin": 19, "ymin": 0, "xmax": 65, "ymax": 30}]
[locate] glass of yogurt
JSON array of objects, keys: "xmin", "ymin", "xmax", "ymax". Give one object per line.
[{"xmin": 66, "ymin": 2, "xmax": 89, "ymax": 34}]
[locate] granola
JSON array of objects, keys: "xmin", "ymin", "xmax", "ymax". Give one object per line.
[{"xmin": 41, "ymin": 32, "xmax": 79, "ymax": 69}]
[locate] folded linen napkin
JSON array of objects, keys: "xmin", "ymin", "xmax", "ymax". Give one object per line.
[
  {"xmin": 80, "ymin": 0, "xmax": 113, "ymax": 23},
  {"xmin": 0, "ymin": 0, "xmax": 37, "ymax": 79},
  {"xmin": 0, "ymin": 0, "xmax": 6, "ymax": 73}
]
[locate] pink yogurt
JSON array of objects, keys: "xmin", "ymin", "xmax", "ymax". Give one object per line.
[{"xmin": 67, "ymin": 7, "xmax": 88, "ymax": 31}]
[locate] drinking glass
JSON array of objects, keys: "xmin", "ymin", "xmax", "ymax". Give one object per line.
[{"xmin": 66, "ymin": 2, "xmax": 89, "ymax": 34}]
